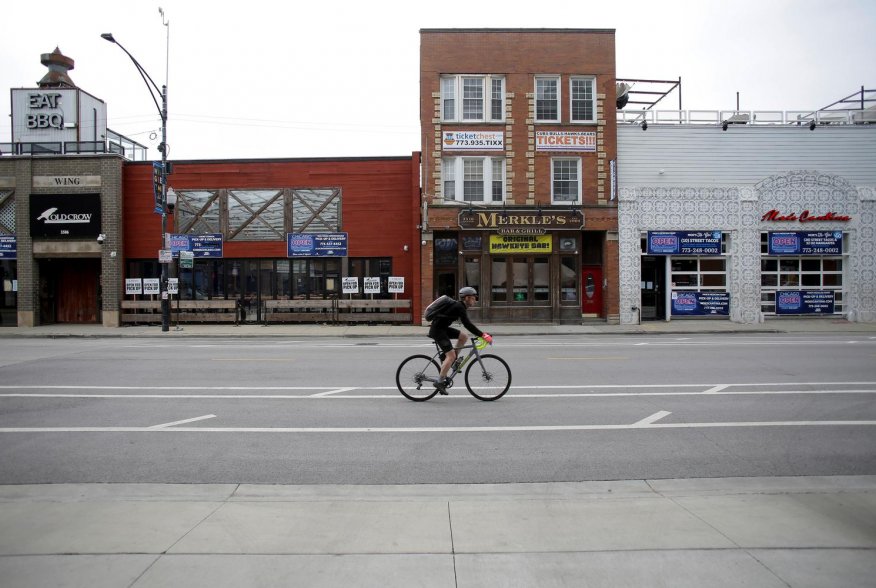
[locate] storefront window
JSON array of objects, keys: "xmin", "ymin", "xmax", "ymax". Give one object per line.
[
  {"xmin": 513, "ymin": 258, "xmax": 528, "ymax": 301},
  {"xmin": 534, "ymin": 257, "xmax": 549, "ymax": 301},
  {"xmin": 464, "ymin": 257, "xmax": 481, "ymax": 296},
  {"xmin": 560, "ymin": 257, "xmax": 577, "ymax": 302},
  {"xmin": 348, "ymin": 257, "xmax": 391, "ymax": 299},
  {"xmin": 670, "ymin": 257, "xmax": 725, "ymax": 289},
  {"xmin": 760, "ymin": 248, "xmax": 844, "ymax": 315},
  {"xmin": 276, "ymin": 260, "xmax": 291, "ymax": 299},
  {"xmin": 491, "ymin": 257, "xmax": 507, "ymax": 302}
]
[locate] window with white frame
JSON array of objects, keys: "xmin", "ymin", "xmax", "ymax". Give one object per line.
[
  {"xmin": 535, "ymin": 76, "xmax": 560, "ymax": 122},
  {"xmin": 442, "ymin": 156, "xmax": 505, "ymax": 203},
  {"xmin": 570, "ymin": 76, "xmax": 595, "ymax": 123},
  {"xmin": 441, "ymin": 75, "xmax": 505, "ymax": 122},
  {"xmin": 551, "ymin": 158, "xmax": 581, "ymax": 203},
  {"xmin": 758, "ymin": 232, "xmax": 846, "ymax": 315},
  {"xmin": 441, "ymin": 77, "xmax": 456, "ymax": 121}
]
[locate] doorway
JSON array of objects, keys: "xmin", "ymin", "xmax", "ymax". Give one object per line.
[
  {"xmin": 236, "ymin": 260, "xmax": 274, "ymax": 323},
  {"xmin": 640, "ymin": 256, "xmax": 666, "ymax": 320},
  {"xmin": 38, "ymin": 259, "xmax": 100, "ymax": 324},
  {"xmin": 581, "ymin": 265, "xmax": 603, "ymax": 317}
]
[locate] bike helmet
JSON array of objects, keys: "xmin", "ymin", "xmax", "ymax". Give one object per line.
[{"xmin": 458, "ymin": 286, "xmax": 478, "ymax": 297}]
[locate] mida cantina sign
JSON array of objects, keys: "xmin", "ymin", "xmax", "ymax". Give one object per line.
[
  {"xmin": 458, "ymin": 209, "xmax": 583, "ymax": 232},
  {"xmin": 762, "ymin": 209, "xmax": 851, "ymax": 223}
]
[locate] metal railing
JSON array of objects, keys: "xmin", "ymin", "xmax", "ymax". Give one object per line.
[
  {"xmin": 618, "ymin": 109, "xmax": 876, "ymax": 126},
  {"xmin": 0, "ymin": 129, "xmax": 148, "ymax": 160}
]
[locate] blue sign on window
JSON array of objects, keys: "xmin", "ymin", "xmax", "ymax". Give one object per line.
[
  {"xmin": 0, "ymin": 236, "xmax": 16, "ymax": 259},
  {"xmin": 190, "ymin": 234, "xmax": 223, "ymax": 258},
  {"xmin": 775, "ymin": 290, "xmax": 835, "ymax": 314},
  {"xmin": 768, "ymin": 231, "xmax": 842, "ymax": 255},
  {"xmin": 287, "ymin": 233, "xmax": 348, "ymax": 257},
  {"xmin": 168, "ymin": 234, "xmax": 191, "ymax": 256},
  {"xmin": 671, "ymin": 291, "xmax": 730, "ymax": 316},
  {"xmin": 647, "ymin": 231, "xmax": 722, "ymax": 255}
]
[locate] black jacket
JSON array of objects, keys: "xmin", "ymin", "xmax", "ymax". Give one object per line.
[{"xmin": 429, "ymin": 300, "xmax": 484, "ymax": 338}]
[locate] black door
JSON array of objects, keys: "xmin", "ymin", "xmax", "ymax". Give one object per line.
[{"xmin": 640, "ymin": 256, "xmax": 666, "ymax": 320}]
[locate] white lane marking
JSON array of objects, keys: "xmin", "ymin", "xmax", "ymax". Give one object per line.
[
  {"xmin": 633, "ymin": 411, "xmax": 672, "ymax": 426},
  {"xmin": 3, "ymin": 390, "xmax": 876, "ymax": 400},
  {"xmin": 310, "ymin": 387, "xmax": 356, "ymax": 397},
  {"xmin": 0, "ymin": 385, "xmax": 336, "ymax": 391},
  {"xmin": 1, "ymin": 420, "xmax": 875, "ymax": 434},
  {"xmin": 149, "ymin": 414, "xmax": 216, "ymax": 429},
  {"xmin": 3, "ymin": 381, "xmax": 874, "ymax": 392},
  {"xmin": 703, "ymin": 384, "xmax": 730, "ymax": 394}
]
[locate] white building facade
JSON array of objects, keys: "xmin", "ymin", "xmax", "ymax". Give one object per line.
[{"xmin": 617, "ymin": 122, "xmax": 876, "ymax": 324}]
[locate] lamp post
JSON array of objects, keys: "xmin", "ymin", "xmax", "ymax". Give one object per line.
[{"xmin": 101, "ymin": 31, "xmax": 171, "ymax": 332}]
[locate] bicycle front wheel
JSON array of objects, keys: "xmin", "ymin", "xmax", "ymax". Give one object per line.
[
  {"xmin": 396, "ymin": 354, "xmax": 441, "ymax": 401},
  {"xmin": 465, "ymin": 354, "xmax": 511, "ymax": 401}
]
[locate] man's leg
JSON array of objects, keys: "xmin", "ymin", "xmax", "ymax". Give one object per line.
[
  {"xmin": 455, "ymin": 333, "xmax": 469, "ymax": 356},
  {"xmin": 439, "ymin": 348, "xmax": 456, "ymax": 381}
]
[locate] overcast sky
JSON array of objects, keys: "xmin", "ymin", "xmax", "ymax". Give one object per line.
[{"xmin": 2, "ymin": 0, "xmax": 874, "ymax": 161}]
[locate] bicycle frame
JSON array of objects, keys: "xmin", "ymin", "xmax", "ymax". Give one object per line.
[{"xmin": 428, "ymin": 339, "xmax": 484, "ymax": 385}]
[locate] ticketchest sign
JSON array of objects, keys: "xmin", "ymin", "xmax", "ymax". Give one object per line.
[{"xmin": 458, "ymin": 209, "xmax": 583, "ymax": 231}]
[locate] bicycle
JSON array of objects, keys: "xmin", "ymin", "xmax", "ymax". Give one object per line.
[{"xmin": 395, "ymin": 337, "xmax": 512, "ymax": 401}]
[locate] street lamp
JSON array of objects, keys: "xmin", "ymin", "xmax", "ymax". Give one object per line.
[{"xmin": 101, "ymin": 31, "xmax": 171, "ymax": 332}]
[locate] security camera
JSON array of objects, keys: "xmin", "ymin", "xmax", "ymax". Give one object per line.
[{"xmin": 97, "ymin": 233, "xmax": 106, "ymax": 245}]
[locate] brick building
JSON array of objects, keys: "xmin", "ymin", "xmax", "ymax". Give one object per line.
[
  {"xmin": 419, "ymin": 29, "xmax": 620, "ymax": 324},
  {"xmin": 1, "ymin": 48, "xmax": 422, "ymax": 327}
]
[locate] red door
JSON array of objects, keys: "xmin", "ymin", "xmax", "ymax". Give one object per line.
[{"xmin": 581, "ymin": 265, "xmax": 602, "ymax": 317}]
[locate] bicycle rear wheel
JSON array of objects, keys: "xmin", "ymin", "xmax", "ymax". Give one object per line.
[
  {"xmin": 396, "ymin": 354, "xmax": 441, "ymax": 401},
  {"xmin": 464, "ymin": 354, "xmax": 511, "ymax": 401}
]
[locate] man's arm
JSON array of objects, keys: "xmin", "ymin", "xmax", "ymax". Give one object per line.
[{"xmin": 458, "ymin": 305, "xmax": 484, "ymax": 338}]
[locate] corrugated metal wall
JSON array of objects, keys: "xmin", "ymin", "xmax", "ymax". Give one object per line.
[{"xmin": 618, "ymin": 125, "xmax": 876, "ymax": 186}]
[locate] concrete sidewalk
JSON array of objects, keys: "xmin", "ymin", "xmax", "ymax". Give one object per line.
[
  {"xmin": 0, "ymin": 476, "xmax": 874, "ymax": 587},
  {"xmin": 1, "ymin": 317, "xmax": 875, "ymax": 338}
]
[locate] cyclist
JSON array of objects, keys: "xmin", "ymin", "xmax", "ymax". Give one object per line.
[{"xmin": 428, "ymin": 286, "xmax": 492, "ymax": 394}]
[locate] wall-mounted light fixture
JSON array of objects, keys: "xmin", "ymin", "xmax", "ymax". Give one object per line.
[
  {"xmin": 641, "ymin": 121, "xmax": 648, "ymax": 131},
  {"xmin": 403, "ymin": 245, "xmax": 409, "ymax": 252},
  {"xmin": 809, "ymin": 120, "xmax": 817, "ymax": 131},
  {"xmin": 722, "ymin": 122, "xmax": 729, "ymax": 131}
]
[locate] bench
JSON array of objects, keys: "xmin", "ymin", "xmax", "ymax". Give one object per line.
[
  {"xmin": 121, "ymin": 299, "xmax": 239, "ymax": 325},
  {"xmin": 263, "ymin": 299, "xmax": 336, "ymax": 323},
  {"xmin": 262, "ymin": 299, "xmax": 413, "ymax": 324},
  {"xmin": 337, "ymin": 299, "xmax": 412, "ymax": 324}
]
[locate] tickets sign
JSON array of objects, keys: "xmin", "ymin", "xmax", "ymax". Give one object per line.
[
  {"xmin": 442, "ymin": 131, "xmax": 503, "ymax": 151},
  {"xmin": 535, "ymin": 131, "xmax": 596, "ymax": 151}
]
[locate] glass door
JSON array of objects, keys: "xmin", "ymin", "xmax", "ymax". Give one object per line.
[{"xmin": 492, "ymin": 256, "xmax": 551, "ymax": 305}]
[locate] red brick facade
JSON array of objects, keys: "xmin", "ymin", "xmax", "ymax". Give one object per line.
[{"xmin": 420, "ymin": 29, "xmax": 620, "ymax": 323}]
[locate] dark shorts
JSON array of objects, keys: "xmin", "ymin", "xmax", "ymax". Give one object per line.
[{"xmin": 429, "ymin": 326, "xmax": 461, "ymax": 353}]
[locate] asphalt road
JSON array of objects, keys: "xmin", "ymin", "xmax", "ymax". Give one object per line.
[{"xmin": 1, "ymin": 333, "xmax": 874, "ymax": 484}]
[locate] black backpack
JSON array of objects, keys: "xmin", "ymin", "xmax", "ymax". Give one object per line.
[{"xmin": 424, "ymin": 295, "xmax": 454, "ymax": 321}]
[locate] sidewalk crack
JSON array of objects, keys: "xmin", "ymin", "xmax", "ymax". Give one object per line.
[
  {"xmin": 448, "ymin": 501, "xmax": 458, "ymax": 588},
  {"xmin": 129, "ymin": 483, "xmax": 240, "ymax": 587}
]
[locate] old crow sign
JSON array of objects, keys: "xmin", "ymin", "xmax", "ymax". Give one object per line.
[{"xmin": 458, "ymin": 209, "xmax": 583, "ymax": 231}]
